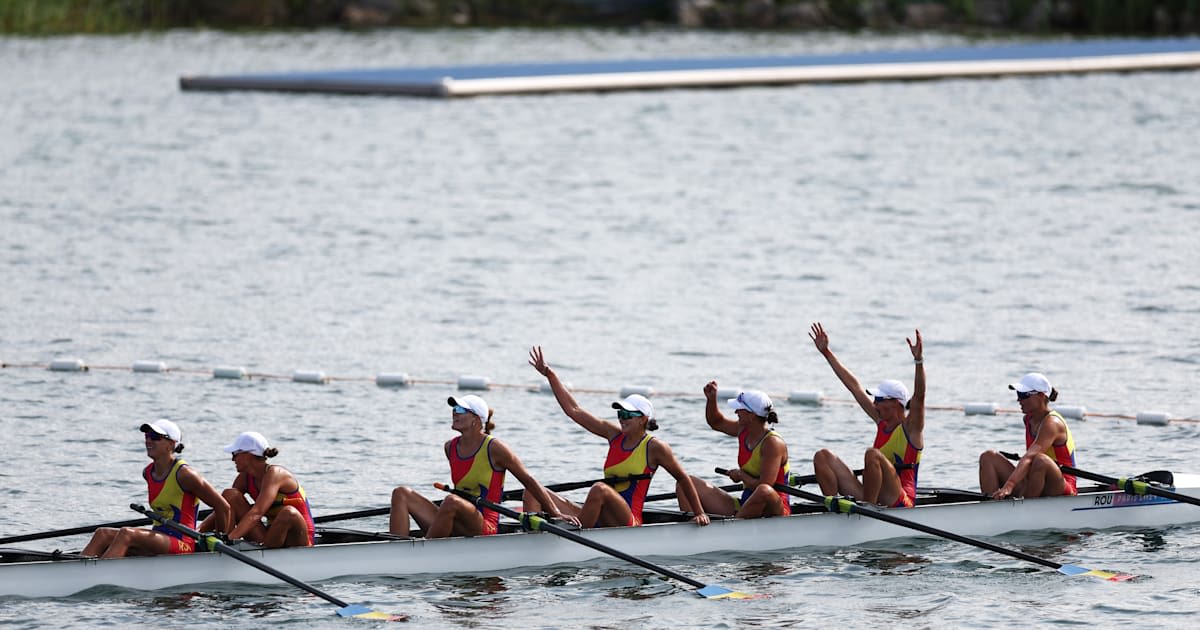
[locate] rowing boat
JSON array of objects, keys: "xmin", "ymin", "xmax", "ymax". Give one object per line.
[{"xmin": 3, "ymin": 475, "xmax": 1199, "ymax": 598}]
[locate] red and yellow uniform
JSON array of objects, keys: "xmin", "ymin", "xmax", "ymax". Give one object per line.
[
  {"xmin": 145, "ymin": 459, "xmax": 198, "ymax": 554},
  {"xmin": 447, "ymin": 435, "xmax": 506, "ymax": 535},
  {"xmin": 247, "ymin": 467, "xmax": 316, "ymax": 546},
  {"xmin": 1025, "ymin": 410, "xmax": 1077, "ymax": 495},
  {"xmin": 737, "ymin": 429, "xmax": 791, "ymax": 515},
  {"xmin": 874, "ymin": 422, "xmax": 922, "ymax": 508},
  {"xmin": 604, "ymin": 434, "xmax": 657, "ymax": 526}
]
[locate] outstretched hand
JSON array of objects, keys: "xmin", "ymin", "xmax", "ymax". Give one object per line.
[
  {"xmin": 809, "ymin": 322, "xmax": 830, "ymax": 354},
  {"xmin": 703, "ymin": 380, "xmax": 718, "ymax": 400},
  {"xmin": 528, "ymin": 346, "xmax": 551, "ymax": 377},
  {"xmin": 907, "ymin": 329, "xmax": 923, "ymax": 362}
]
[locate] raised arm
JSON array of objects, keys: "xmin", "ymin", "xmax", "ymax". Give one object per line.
[
  {"xmin": 648, "ymin": 440, "xmax": 710, "ymax": 526},
  {"xmin": 905, "ymin": 330, "xmax": 926, "ymax": 444},
  {"xmin": 703, "ymin": 380, "xmax": 739, "ymax": 437},
  {"xmin": 490, "ymin": 440, "xmax": 581, "ymax": 526},
  {"xmin": 529, "ymin": 346, "xmax": 619, "ymax": 440},
  {"xmin": 809, "ymin": 322, "xmax": 879, "ymax": 422}
]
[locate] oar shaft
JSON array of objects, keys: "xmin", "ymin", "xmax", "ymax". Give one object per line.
[
  {"xmin": 131, "ymin": 505, "xmax": 351, "ymax": 609},
  {"xmin": 436, "ymin": 485, "xmax": 706, "ymax": 590},
  {"xmin": 0, "ymin": 508, "xmax": 215, "ymax": 545},
  {"xmin": 997, "ymin": 452, "xmax": 1200, "ymax": 507},
  {"xmin": 712, "ymin": 468, "xmax": 1063, "ymax": 571}
]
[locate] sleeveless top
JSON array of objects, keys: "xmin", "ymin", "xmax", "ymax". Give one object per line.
[
  {"xmin": 604, "ymin": 433, "xmax": 657, "ymax": 525},
  {"xmin": 145, "ymin": 459, "xmax": 198, "ymax": 539},
  {"xmin": 447, "ymin": 434, "xmax": 506, "ymax": 535},
  {"xmin": 874, "ymin": 421, "xmax": 922, "ymax": 506},
  {"xmin": 246, "ymin": 465, "xmax": 316, "ymax": 545},
  {"xmin": 1025, "ymin": 409, "xmax": 1078, "ymax": 495},
  {"xmin": 737, "ymin": 428, "xmax": 792, "ymax": 515}
]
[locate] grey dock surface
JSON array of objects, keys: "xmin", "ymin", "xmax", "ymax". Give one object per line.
[{"xmin": 180, "ymin": 38, "xmax": 1200, "ymax": 98}]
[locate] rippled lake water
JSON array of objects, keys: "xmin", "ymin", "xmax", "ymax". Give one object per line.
[{"xmin": 2, "ymin": 28, "xmax": 1200, "ymax": 628}]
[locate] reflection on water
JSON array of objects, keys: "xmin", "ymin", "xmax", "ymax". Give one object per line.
[{"xmin": 431, "ymin": 575, "xmax": 511, "ymax": 623}]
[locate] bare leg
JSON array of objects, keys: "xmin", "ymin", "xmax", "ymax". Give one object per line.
[
  {"xmin": 262, "ymin": 506, "xmax": 311, "ymax": 548},
  {"xmin": 522, "ymin": 490, "xmax": 581, "ymax": 519},
  {"xmin": 814, "ymin": 449, "xmax": 864, "ymax": 498},
  {"xmin": 426, "ymin": 494, "xmax": 485, "ymax": 539},
  {"xmin": 578, "ymin": 483, "xmax": 636, "ymax": 528},
  {"xmin": 82, "ymin": 527, "xmax": 118, "ymax": 557},
  {"xmin": 679, "ymin": 475, "xmax": 738, "ymax": 517},
  {"xmin": 736, "ymin": 484, "xmax": 786, "ymax": 519},
  {"xmin": 865, "ymin": 449, "xmax": 906, "ymax": 507},
  {"xmin": 979, "ymin": 450, "xmax": 1016, "ymax": 494},
  {"xmin": 389, "ymin": 486, "xmax": 440, "ymax": 536},
  {"xmin": 100, "ymin": 527, "xmax": 174, "ymax": 558},
  {"xmin": 1025, "ymin": 454, "xmax": 1067, "ymax": 497}
]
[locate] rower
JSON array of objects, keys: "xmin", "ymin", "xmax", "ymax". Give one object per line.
[
  {"xmin": 979, "ymin": 373, "xmax": 1077, "ymax": 500},
  {"xmin": 202, "ymin": 431, "xmax": 315, "ymax": 548},
  {"xmin": 678, "ymin": 385, "xmax": 791, "ymax": 518},
  {"xmin": 82, "ymin": 420, "xmax": 231, "ymax": 558},
  {"xmin": 526, "ymin": 346, "xmax": 710, "ymax": 528},
  {"xmin": 808, "ymin": 322, "xmax": 926, "ymax": 508},
  {"xmin": 388, "ymin": 395, "xmax": 578, "ymax": 537}
]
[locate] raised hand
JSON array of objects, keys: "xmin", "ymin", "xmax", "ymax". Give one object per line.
[
  {"xmin": 808, "ymin": 322, "xmax": 830, "ymax": 354},
  {"xmin": 528, "ymin": 346, "xmax": 551, "ymax": 377},
  {"xmin": 703, "ymin": 380, "xmax": 718, "ymax": 400},
  {"xmin": 907, "ymin": 329, "xmax": 923, "ymax": 362}
]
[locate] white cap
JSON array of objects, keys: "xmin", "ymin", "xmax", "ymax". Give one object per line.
[
  {"xmin": 448, "ymin": 395, "xmax": 490, "ymax": 423},
  {"xmin": 867, "ymin": 380, "xmax": 910, "ymax": 405},
  {"xmin": 727, "ymin": 390, "xmax": 773, "ymax": 418},
  {"xmin": 223, "ymin": 431, "xmax": 270, "ymax": 456},
  {"xmin": 1009, "ymin": 372, "xmax": 1052, "ymax": 395},
  {"xmin": 140, "ymin": 419, "xmax": 182, "ymax": 444},
  {"xmin": 612, "ymin": 394, "xmax": 654, "ymax": 419}
]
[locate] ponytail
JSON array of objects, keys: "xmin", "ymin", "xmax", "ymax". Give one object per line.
[
  {"xmin": 647, "ymin": 418, "xmax": 659, "ymax": 431},
  {"xmin": 484, "ymin": 409, "xmax": 496, "ymax": 434},
  {"xmin": 764, "ymin": 410, "xmax": 779, "ymax": 424},
  {"xmin": 1048, "ymin": 388, "xmax": 1059, "ymax": 402},
  {"xmin": 173, "ymin": 443, "xmax": 185, "ymax": 454},
  {"xmin": 262, "ymin": 447, "xmax": 279, "ymax": 459}
]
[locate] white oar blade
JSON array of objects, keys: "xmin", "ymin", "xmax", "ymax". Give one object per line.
[{"xmin": 1057, "ymin": 564, "xmax": 1137, "ymax": 582}]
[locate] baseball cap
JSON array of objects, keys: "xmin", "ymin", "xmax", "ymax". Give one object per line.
[
  {"xmin": 223, "ymin": 431, "xmax": 270, "ymax": 456},
  {"xmin": 727, "ymin": 390, "xmax": 773, "ymax": 418},
  {"xmin": 1009, "ymin": 372, "xmax": 1052, "ymax": 395},
  {"xmin": 612, "ymin": 394, "xmax": 654, "ymax": 419},
  {"xmin": 867, "ymin": 380, "xmax": 910, "ymax": 405},
  {"xmin": 140, "ymin": 419, "xmax": 182, "ymax": 444},
  {"xmin": 448, "ymin": 395, "xmax": 490, "ymax": 422}
]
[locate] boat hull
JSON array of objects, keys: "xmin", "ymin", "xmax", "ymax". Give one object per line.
[{"xmin": 4, "ymin": 476, "xmax": 1199, "ymax": 598}]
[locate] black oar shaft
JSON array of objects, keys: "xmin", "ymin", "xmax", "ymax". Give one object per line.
[
  {"xmin": 438, "ymin": 485, "xmax": 706, "ymax": 590},
  {"xmin": 713, "ymin": 468, "xmax": 1063, "ymax": 571},
  {"xmin": 131, "ymin": 505, "xmax": 351, "ymax": 609},
  {"xmin": 997, "ymin": 452, "xmax": 1200, "ymax": 507},
  {"xmin": 0, "ymin": 508, "xmax": 215, "ymax": 546}
]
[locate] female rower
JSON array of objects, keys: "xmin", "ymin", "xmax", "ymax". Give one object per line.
[
  {"xmin": 83, "ymin": 420, "xmax": 231, "ymax": 558},
  {"xmin": 808, "ymin": 322, "xmax": 925, "ymax": 508},
  {"xmin": 526, "ymin": 346, "xmax": 710, "ymax": 528},
  {"xmin": 979, "ymin": 372, "xmax": 1077, "ymax": 500},
  {"xmin": 201, "ymin": 431, "xmax": 316, "ymax": 548},
  {"xmin": 388, "ymin": 395, "xmax": 578, "ymax": 537},
  {"xmin": 677, "ymin": 384, "xmax": 791, "ymax": 518}
]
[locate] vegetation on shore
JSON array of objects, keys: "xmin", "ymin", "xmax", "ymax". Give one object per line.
[{"xmin": 2, "ymin": 0, "xmax": 1198, "ymax": 35}]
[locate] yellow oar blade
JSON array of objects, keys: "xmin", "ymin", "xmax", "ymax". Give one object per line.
[
  {"xmin": 337, "ymin": 604, "xmax": 408, "ymax": 620},
  {"xmin": 695, "ymin": 585, "xmax": 767, "ymax": 599},
  {"xmin": 1057, "ymin": 564, "xmax": 1138, "ymax": 581}
]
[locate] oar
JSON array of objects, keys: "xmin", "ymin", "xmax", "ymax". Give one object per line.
[
  {"xmin": 307, "ymin": 474, "xmax": 653, "ymax": 525},
  {"xmin": 714, "ymin": 468, "xmax": 1135, "ymax": 582},
  {"xmin": 131, "ymin": 504, "xmax": 406, "ymax": 620},
  {"xmin": 999, "ymin": 451, "xmax": 1200, "ymax": 507},
  {"xmin": 433, "ymin": 483, "xmax": 757, "ymax": 599},
  {"xmin": 642, "ymin": 470, "xmax": 863, "ymax": 504},
  {"xmin": 0, "ymin": 508, "xmax": 214, "ymax": 545}
]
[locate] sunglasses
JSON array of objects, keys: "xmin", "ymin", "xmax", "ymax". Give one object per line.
[
  {"xmin": 873, "ymin": 396, "xmax": 892, "ymax": 404},
  {"xmin": 1016, "ymin": 390, "xmax": 1039, "ymax": 400},
  {"xmin": 452, "ymin": 405, "xmax": 471, "ymax": 415},
  {"xmin": 616, "ymin": 409, "xmax": 644, "ymax": 420},
  {"xmin": 143, "ymin": 432, "xmax": 165, "ymax": 441}
]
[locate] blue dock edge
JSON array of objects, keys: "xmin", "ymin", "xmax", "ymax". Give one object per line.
[{"xmin": 179, "ymin": 37, "xmax": 1200, "ymax": 98}]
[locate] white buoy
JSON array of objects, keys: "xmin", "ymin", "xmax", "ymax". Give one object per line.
[
  {"xmin": 964, "ymin": 402, "xmax": 998, "ymax": 416},
  {"xmin": 619, "ymin": 385, "xmax": 655, "ymax": 398},
  {"xmin": 787, "ymin": 391, "xmax": 823, "ymax": 405},
  {"xmin": 458, "ymin": 375, "xmax": 491, "ymax": 391},
  {"xmin": 1136, "ymin": 411, "xmax": 1171, "ymax": 426},
  {"xmin": 132, "ymin": 360, "xmax": 168, "ymax": 373},
  {"xmin": 1052, "ymin": 404, "xmax": 1087, "ymax": 419},
  {"xmin": 213, "ymin": 366, "xmax": 248, "ymax": 380},
  {"xmin": 538, "ymin": 381, "xmax": 570, "ymax": 394},
  {"xmin": 293, "ymin": 370, "xmax": 329, "ymax": 384},
  {"xmin": 49, "ymin": 358, "xmax": 87, "ymax": 372},
  {"xmin": 376, "ymin": 372, "xmax": 412, "ymax": 387}
]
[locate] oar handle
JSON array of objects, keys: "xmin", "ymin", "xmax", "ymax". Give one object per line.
[
  {"xmin": 432, "ymin": 483, "xmax": 707, "ymax": 590},
  {"xmin": 131, "ymin": 504, "xmax": 352, "ymax": 609}
]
